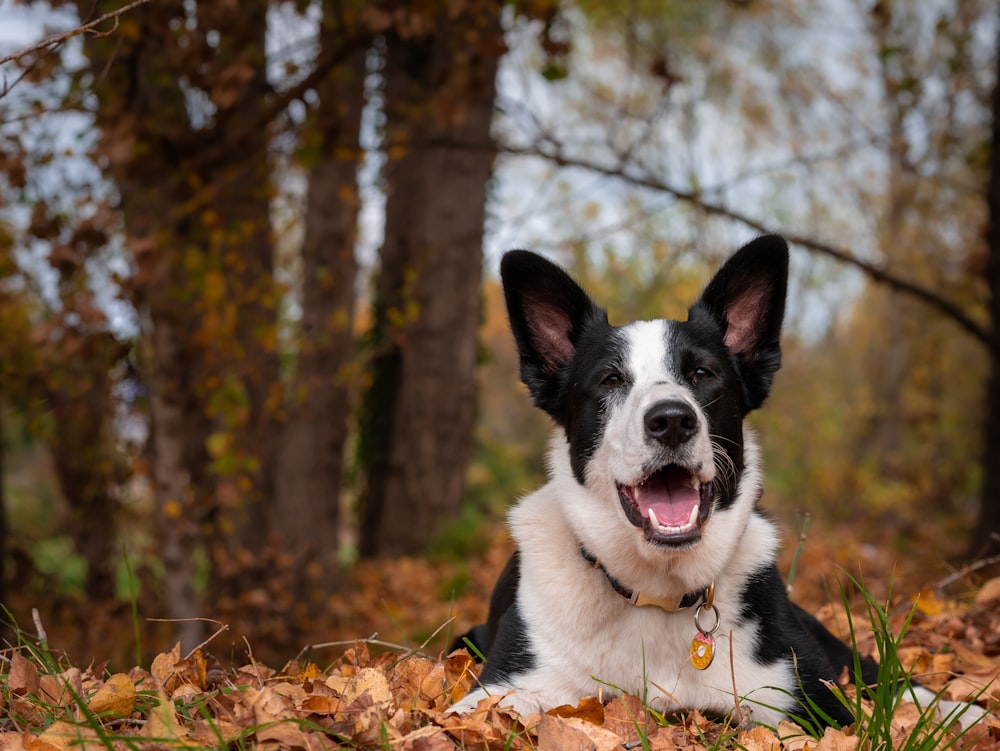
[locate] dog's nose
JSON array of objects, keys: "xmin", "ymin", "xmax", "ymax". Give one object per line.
[{"xmin": 644, "ymin": 400, "xmax": 698, "ymax": 449}]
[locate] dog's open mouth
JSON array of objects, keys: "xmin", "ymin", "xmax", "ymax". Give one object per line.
[{"xmin": 618, "ymin": 465, "xmax": 713, "ymax": 546}]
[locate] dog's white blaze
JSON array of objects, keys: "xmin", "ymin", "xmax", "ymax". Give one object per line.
[{"xmin": 594, "ymin": 321, "xmax": 715, "ymax": 491}]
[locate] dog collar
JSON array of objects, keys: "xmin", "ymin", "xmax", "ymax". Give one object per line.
[{"xmin": 580, "ymin": 547, "xmax": 712, "ymax": 612}]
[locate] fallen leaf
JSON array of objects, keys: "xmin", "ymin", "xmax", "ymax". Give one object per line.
[
  {"xmin": 548, "ymin": 695, "xmax": 605, "ymax": 725},
  {"xmin": 603, "ymin": 694, "xmax": 653, "ymax": 742},
  {"xmin": 87, "ymin": 672, "xmax": 136, "ymax": 717},
  {"xmin": 815, "ymin": 725, "xmax": 859, "ymax": 751},
  {"xmin": 150, "ymin": 642, "xmax": 183, "ymax": 694},
  {"xmin": 33, "ymin": 721, "xmax": 97, "ymax": 751},
  {"xmin": 0, "ymin": 730, "xmax": 29, "ymax": 751},
  {"xmin": 537, "ymin": 713, "xmax": 621, "ymax": 751},
  {"xmin": 144, "ymin": 688, "xmax": 188, "ymax": 743},
  {"xmin": 914, "ymin": 589, "xmax": 945, "ymax": 616},
  {"xmin": 777, "ymin": 719, "xmax": 814, "ymax": 751},
  {"xmin": 190, "ymin": 717, "xmax": 246, "ymax": 746},
  {"xmin": 738, "ymin": 724, "xmax": 782, "ymax": 751},
  {"xmin": 943, "ymin": 667, "xmax": 1000, "ymax": 702},
  {"xmin": 9, "ymin": 653, "xmax": 40, "ymax": 696},
  {"xmin": 975, "ymin": 577, "xmax": 1000, "ymax": 604},
  {"xmin": 342, "ymin": 666, "xmax": 393, "ymax": 707},
  {"xmin": 299, "ymin": 694, "xmax": 342, "ymax": 714},
  {"xmin": 400, "ymin": 725, "xmax": 455, "ymax": 751}
]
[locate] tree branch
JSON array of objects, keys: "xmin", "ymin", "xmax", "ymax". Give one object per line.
[
  {"xmin": 0, "ymin": 0, "xmax": 152, "ymax": 68},
  {"xmin": 501, "ymin": 143, "xmax": 992, "ymax": 350}
]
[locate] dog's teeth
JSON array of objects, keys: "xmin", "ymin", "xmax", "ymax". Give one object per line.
[
  {"xmin": 646, "ymin": 504, "xmax": 700, "ymax": 533},
  {"xmin": 647, "ymin": 507, "xmax": 662, "ymax": 529}
]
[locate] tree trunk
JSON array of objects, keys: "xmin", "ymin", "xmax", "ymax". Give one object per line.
[
  {"xmin": 76, "ymin": 0, "xmax": 282, "ymax": 645},
  {"xmin": 207, "ymin": 0, "xmax": 277, "ymax": 558},
  {"xmin": 47, "ymin": 333, "xmax": 122, "ymax": 601},
  {"xmin": 971, "ymin": 27, "xmax": 1000, "ymax": 560},
  {"xmin": 359, "ymin": 1, "xmax": 503, "ymax": 556},
  {"xmin": 0, "ymin": 400, "xmax": 8, "ymax": 646},
  {"xmin": 75, "ymin": 0, "xmax": 208, "ymax": 650},
  {"xmin": 148, "ymin": 316, "xmax": 204, "ymax": 652},
  {"xmin": 274, "ymin": 24, "xmax": 367, "ymax": 588}
]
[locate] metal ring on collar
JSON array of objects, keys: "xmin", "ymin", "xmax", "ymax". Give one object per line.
[{"xmin": 694, "ymin": 603, "xmax": 720, "ymax": 634}]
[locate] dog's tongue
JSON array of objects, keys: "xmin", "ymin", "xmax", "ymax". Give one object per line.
[{"xmin": 634, "ymin": 468, "xmax": 700, "ymax": 528}]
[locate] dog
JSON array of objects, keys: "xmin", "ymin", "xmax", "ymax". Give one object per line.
[{"xmin": 451, "ymin": 236, "xmax": 985, "ymax": 729}]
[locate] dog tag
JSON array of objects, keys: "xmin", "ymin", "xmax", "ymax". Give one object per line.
[{"xmin": 690, "ymin": 631, "xmax": 715, "ymax": 670}]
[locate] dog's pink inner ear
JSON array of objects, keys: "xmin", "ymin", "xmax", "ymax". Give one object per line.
[
  {"xmin": 527, "ymin": 298, "xmax": 575, "ymax": 372},
  {"xmin": 723, "ymin": 286, "xmax": 768, "ymax": 358}
]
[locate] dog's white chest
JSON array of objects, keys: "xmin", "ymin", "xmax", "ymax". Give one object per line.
[{"xmin": 502, "ymin": 476, "xmax": 794, "ymax": 725}]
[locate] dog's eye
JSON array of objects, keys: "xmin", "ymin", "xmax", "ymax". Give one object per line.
[
  {"xmin": 600, "ymin": 371, "xmax": 624, "ymax": 388},
  {"xmin": 691, "ymin": 366, "xmax": 715, "ymax": 383}
]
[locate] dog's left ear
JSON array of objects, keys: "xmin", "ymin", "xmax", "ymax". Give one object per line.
[{"xmin": 691, "ymin": 235, "xmax": 789, "ymax": 411}]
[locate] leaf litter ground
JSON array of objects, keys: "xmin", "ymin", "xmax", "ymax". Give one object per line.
[{"xmin": 3, "ymin": 531, "xmax": 1000, "ymax": 751}]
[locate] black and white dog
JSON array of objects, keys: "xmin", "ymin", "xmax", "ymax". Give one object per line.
[{"xmin": 451, "ymin": 237, "xmax": 981, "ymax": 728}]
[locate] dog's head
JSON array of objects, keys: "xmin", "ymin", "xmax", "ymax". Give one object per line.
[{"xmin": 501, "ymin": 236, "xmax": 788, "ymax": 550}]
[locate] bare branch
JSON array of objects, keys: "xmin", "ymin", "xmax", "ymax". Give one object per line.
[
  {"xmin": 501, "ymin": 143, "xmax": 992, "ymax": 350},
  {"xmin": 0, "ymin": 0, "xmax": 153, "ymax": 68}
]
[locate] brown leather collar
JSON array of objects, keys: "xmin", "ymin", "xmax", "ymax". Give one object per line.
[{"xmin": 581, "ymin": 546, "xmax": 712, "ymax": 612}]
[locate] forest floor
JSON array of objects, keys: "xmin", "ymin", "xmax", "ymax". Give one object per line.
[{"xmin": 4, "ymin": 523, "xmax": 1000, "ymax": 750}]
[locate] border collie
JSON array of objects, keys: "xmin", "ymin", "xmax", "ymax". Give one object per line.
[{"xmin": 451, "ymin": 236, "xmax": 984, "ymax": 729}]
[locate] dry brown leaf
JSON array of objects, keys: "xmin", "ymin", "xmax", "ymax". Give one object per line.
[
  {"xmin": 190, "ymin": 717, "xmax": 246, "ymax": 746},
  {"xmin": 415, "ymin": 661, "xmax": 450, "ymax": 709},
  {"xmin": 603, "ymin": 694, "xmax": 654, "ymax": 742},
  {"xmin": 814, "ymin": 726, "xmax": 859, "ymax": 751},
  {"xmin": 30, "ymin": 721, "xmax": 96, "ymax": 751},
  {"xmin": 537, "ymin": 712, "xmax": 621, "ymax": 751},
  {"xmin": 144, "ymin": 688, "xmax": 188, "ymax": 743},
  {"xmin": 438, "ymin": 693, "xmax": 529, "ymax": 749},
  {"xmin": 150, "ymin": 642, "xmax": 183, "ymax": 694},
  {"xmin": 400, "ymin": 725, "xmax": 455, "ymax": 751},
  {"xmin": 738, "ymin": 723, "xmax": 783, "ymax": 751},
  {"xmin": 298, "ymin": 694, "xmax": 342, "ymax": 715},
  {"xmin": 944, "ymin": 668, "xmax": 1000, "ymax": 702},
  {"xmin": 9, "ymin": 697, "xmax": 47, "ymax": 727},
  {"xmin": 246, "ymin": 684, "xmax": 294, "ymax": 720},
  {"xmin": 898, "ymin": 646, "xmax": 934, "ymax": 675},
  {"xmin": 975, "ymin": 577, "xmax": 1000, "ymax": 604},
  {"xmin": 547, "ymin": 695, "xmax": 605, "ymax": 725},
  {"xmin": 299, "ymin": 662, "xmax": 324, "ymax": 683},
  {"xmin": 23, "ymin": 736, "xmax": 60, "ymax": 751},
  {"xmin": 342, "ymin": 666, "xmax": 393, "ymax": 707},
  {"xmin": 441, "ymin": 651, "xmax": 479, "ymax": 704},
  {"xmin": 254, "ymin": 718, "xmax": 310, "ymax": 748},
  {"xmin": 36, "ymin": 677, "xmax": 67, "ymax": 711},
  {"xmin": 950, "ymin": 642, "xmax": 999, "ymax": 672},
  {"xmin": 0, "ymin": 731, "xmax": 29, "ymax": 751},
  {"xmin": 87, "ymin": 672, "xmax": 136, "ymax": 717},
  {"xmin": 171, "ymin": 681, "xmax": 203, "ymax": 703},
  {"xmin": 9, "ymin": 653, "xmax": 40, "ymax": 696},
  {"xmin": 777, "ymin": 719, "xmax": 814, "ymax": 751},
  {"xmin": 645, "ymin": 723, "xmax": 698, "ymax": 750}
]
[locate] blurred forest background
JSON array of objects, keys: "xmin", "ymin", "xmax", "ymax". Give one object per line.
[{"xmin": 2, "ymin": 0, "xmax": 1000, "ymax": 671}]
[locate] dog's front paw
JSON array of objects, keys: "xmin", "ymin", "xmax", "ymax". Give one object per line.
[
  {"xmin": 450, "ymin": 687, "xmax": 548, "ymax": 718},
  {"xmin": 450, "ymin": 688, "xmax": 490, "ymax": 715}
]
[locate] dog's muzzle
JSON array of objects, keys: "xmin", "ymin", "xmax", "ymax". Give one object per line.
[{"xmin": 618, "ymin": 466, "xmax": 714, "ymax": 546}]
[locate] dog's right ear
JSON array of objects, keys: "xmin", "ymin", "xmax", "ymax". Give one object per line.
[{"xmin": 500, "ymin": 250, "xmax": 608, "ymax": 419}]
